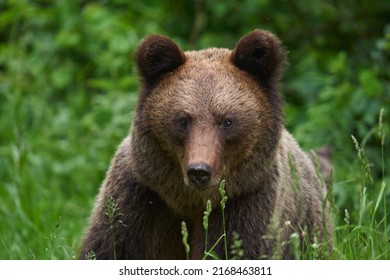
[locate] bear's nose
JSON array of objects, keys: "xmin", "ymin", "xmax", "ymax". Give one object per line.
[{"xmin": 187, "ymin": 162, "xmax": 212, "ymax": 187}]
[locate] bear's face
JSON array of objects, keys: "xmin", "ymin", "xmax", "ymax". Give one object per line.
[{"xmin": 134, "ymin": 30, "xmax": 286, "ymax": 193}]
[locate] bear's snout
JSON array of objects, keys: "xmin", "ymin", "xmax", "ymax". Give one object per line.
[{"xmin": 187, "ymin": 162, "xmax": 212, "ymax": 188}]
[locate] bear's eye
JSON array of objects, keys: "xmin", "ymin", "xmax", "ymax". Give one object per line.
[
  {"xmin": 221, "ymin": 119, "xmax": 233, "ymax": 129},
  {"xmin": 179, "ymin": 117, "xmax": 189, "ymax": 129}
]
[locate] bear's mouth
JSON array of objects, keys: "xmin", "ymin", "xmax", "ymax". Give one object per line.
[{"xmin": 185, "ymin": 180, "xmax": 221, "ymax": 191}]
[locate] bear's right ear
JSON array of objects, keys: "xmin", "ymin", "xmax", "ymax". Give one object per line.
[{"xmin": 135, "ymin": 35, "xmax": 186, "ymax": 85}]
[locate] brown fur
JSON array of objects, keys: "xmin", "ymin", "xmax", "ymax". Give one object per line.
[{"xmin": 79, "ymin": 29, "xmax": 332, "ymax": 260}]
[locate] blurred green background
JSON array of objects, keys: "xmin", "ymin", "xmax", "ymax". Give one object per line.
[{"xmin": 0, "ymin": 0, "xmax": 389, "ymax": 259}]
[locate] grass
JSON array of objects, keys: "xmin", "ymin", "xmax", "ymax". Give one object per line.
[
  {"xmin": 0, "ymin": 84, "xmax": 388, "ymax": 259},
  {"xmin": 331, "ymin": 109, "xmax": 389, "ymax": 260},
  {"xmin": 0, "ymin": 88, "xmax": 136, "ymax": 259}
]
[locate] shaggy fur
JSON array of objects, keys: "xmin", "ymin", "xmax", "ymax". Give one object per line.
[{"xmin": 79, "ymin": 29, "xmax": 332, "ymax": 260}]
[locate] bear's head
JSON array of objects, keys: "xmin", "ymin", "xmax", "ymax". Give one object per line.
[{"xmin": 130, "ymin": 30, "xmax": 286, "ymax": 213}]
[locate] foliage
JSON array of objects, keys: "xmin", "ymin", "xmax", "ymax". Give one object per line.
[{"xmin": 0, "ymin": 0, "xmax": 389, "ymax": 259}]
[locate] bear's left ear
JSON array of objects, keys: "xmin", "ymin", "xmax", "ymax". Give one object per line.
[
  {"xmin": 231, "ymin": 30, "xmax": 286, "ymax": 86},
  {"xmin": 135, "ymin": 35, "xmax": 186, "ymax": 85}
]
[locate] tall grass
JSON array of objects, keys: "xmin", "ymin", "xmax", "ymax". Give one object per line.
[
  {"xmin": 0, "ymin": 90, "xmax": 135, "ymax": 259},
  {"xmin": 333, "ymin": 109, "xmax": 388, "ymax": 260}
]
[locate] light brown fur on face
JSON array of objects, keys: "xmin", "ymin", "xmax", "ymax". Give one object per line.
[
  {"xmin": 79, "ymin": 30, "xmax": 332, "ymax": 260},
  {"xmin": 182, "ymin": 124, "xmax": 223, "ymax": 188}
]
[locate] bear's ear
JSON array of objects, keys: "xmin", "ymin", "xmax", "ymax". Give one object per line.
[
  {"xmin": 231, "ymin": 30, "xmax": 286, "ymax": 86},
  {"xmin": 135, "ymin": 35, "xmax": 186, "ymax": 85}
]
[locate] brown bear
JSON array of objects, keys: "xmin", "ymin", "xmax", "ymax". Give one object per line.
[{"xmin": 79, "ymin": 29, "xmax": 332, "ymax": 260}]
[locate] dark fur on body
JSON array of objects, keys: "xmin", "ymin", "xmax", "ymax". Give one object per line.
[{"xmin": 79, "ymin": 30, "xmax": 332, "ymax": 260}]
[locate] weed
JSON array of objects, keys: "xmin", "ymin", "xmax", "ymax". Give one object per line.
[
  {"xmin": 230, "ymin": 232, "xmax": 245, "ymax": 260},
  {"xmin": 45, "ymin": 216, "xmax": 63, "ymax": 259},
  {"xmin": 103, "ymin": 196, "xmax": 126, "ymax": 260},
  {"xmin": 181, "ymin": 221, "xmax": 190, "ymax": 260},
  {"xmin": 203, "ymin": 200, "xmax": 212, "ymax": 257},
  {"xmin": 219, "ymin": 180, "xmax": 228, "ymax": 260},
  {"xmin": 85, "ymin": 250, "xmax": 96, "ymax": 260}
]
